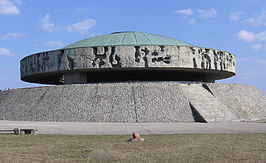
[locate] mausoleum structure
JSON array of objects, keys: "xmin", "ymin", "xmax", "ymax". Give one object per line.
[
  {"xmin": 20, "ymin": 31, "xmax": 235, "ymax": 84},
  {"xmin": 0, "ymin": 31, "xmax": 265, "ymax": 123}
]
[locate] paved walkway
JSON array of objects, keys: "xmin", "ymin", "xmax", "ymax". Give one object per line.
[{"xmin": 0, "ymin": 120, "xmax": 265, "ymax": 135}]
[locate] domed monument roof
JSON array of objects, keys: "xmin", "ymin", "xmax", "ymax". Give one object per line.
[
  {"xmin": 64, "ymin": 31, "xmax": 192, "ymax": 49},
  {"xmin": 20, "ymin": 31, "xmax": 236, "ymax": 84}
]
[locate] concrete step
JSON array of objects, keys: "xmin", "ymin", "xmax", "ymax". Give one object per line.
[{"xmin": 180, "ymin": 84, "xmax": 237, "ymax": 122}]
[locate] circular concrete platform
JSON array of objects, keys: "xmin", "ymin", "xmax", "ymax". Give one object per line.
[{"xmin": 20, "ymin": 31, "xmax": 236, "ymax": 84}]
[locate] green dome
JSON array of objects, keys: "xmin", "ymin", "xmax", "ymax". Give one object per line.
[{"xmin": 63, "ymin": 31, "xmax": 192, "ymax": 49}]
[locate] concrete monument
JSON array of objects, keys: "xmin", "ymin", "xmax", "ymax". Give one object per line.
[{"xmin": 0, "ymin": 31, "xmax": 265, "ymax": 122}]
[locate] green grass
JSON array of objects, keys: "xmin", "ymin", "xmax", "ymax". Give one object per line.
[{"xmin": 0, "ymin": 134, "xmax": 265, "ymax": 162}]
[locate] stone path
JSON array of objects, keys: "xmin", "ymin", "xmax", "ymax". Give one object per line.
[{"xmin": 0, "ymin": 120, "xmax": 265, "ymax": 135}]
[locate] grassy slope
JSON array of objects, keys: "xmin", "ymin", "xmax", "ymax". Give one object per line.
[{"xmin": 0, "ymin": 134, "xmax": 265, "ymax": 162}]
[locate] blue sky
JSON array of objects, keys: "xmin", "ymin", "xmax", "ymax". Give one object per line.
[{"xmin": 0, "ymin": 0, "xmax": 266, "ymax": 93}]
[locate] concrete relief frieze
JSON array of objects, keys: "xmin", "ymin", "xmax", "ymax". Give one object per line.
[{"xmin": 20, "ymin": 45, "xmax": 236, "ymax": 78}]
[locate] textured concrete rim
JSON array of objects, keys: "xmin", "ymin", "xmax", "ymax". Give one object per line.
[
  {"xmin": 21, "ymin": 45, "xmax": 234, "ymax": 63},
  {"xmin": 20, "ymin": 44, "xmax": 236, "ymax": 84}
]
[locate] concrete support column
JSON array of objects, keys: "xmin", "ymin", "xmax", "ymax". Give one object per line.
[{"xmin": 64, "ymin": 72, "xmax": 87, "ymax": 84}]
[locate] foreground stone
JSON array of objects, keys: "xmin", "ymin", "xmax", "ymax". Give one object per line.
[{"xmin": 128, "ymin": 132, "xmax": 145, "ymax": 142}]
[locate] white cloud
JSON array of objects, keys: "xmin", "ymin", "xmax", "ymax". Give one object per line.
[
  {"xmin": 1, "ymin": 32, "xmax": 25, "ymax": 40},
  {"xmin": 254, "ymin": 58, "xmax": 266, "ymax": 65},
  {"xmin": 175, "ymin": 8, "xmax": 193, "ymax": 15},
  {"xmin": 174, "ymin": 8, "xmax": 217, "ymax": 24},
  {"xmin": 235, "ymin": 30, "xmax": 266, "ymax": 51},
  {"xmin": 236, "ymin": 58, "xmax": 266, "ymax": 84},
  {"xmin": 188, "ymin": 18, "xmax": 196, "ymax": 24},
  {"xmin": 197, "ymin": 8, "xmax": 217, "ymax": 19},
  {"xmin": 235, "ymin": 30, "xmax": 256, "ymax": 42},
  {"xmin": 229, "ymin": 11, "xmax": 244, "ymax": 21},
  {"xmin": 0, "ymin": 78, "xmax": 10, "ymax": 82},
  {"xmin": 239, "ymin": 58, "xmax": 266, "ymax": 66},
  {"xmin": 235, "ymin": 30, "xmax": 266, "ymax": 42},
  {"xmin": 76, "ymin": 8, "xmax": 88, "ymax": 13},
  {"xmin": 67, "ymin": 18, "xmax": 96, "ymax": 34},
  {"xmin": 40, "ymin": 13, "xmax": 56, "ymax": 32},
  {"xmin": 241, "ymin": 10, "xmax": 266, "ymax": 27},
  {"xmin": 256, "ymin": 31, "xmax": 266, "ymax": 42},
  {"xmin": 0, "ymin": 0, "xmax": 20, "ymax": 15},
  {"xmin": 250, "ymin": 44, "xmax": 263, "ymax": 51},
  {"xmin": 45, "ymin": 40, "xmax": 64, "ymax": 47},
  {"xmin": 0, "ymin": 47, "xmax": 14, "ymax": 56},
  {"xmin": 250, "ymin": 44, "xmax": 266, "ymax": 51},
  {"xmin": 247, "ymin": 0, "xmax": 259, "ymax": 4},
  {"xmin": 14, "ymin": 0, "xmax": 23, "ymax": 5}
]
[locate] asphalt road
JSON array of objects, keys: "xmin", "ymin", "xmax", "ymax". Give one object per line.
[{"xmin": 0, "ymin": 120, "xmax": 265, "ymax": 135}]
